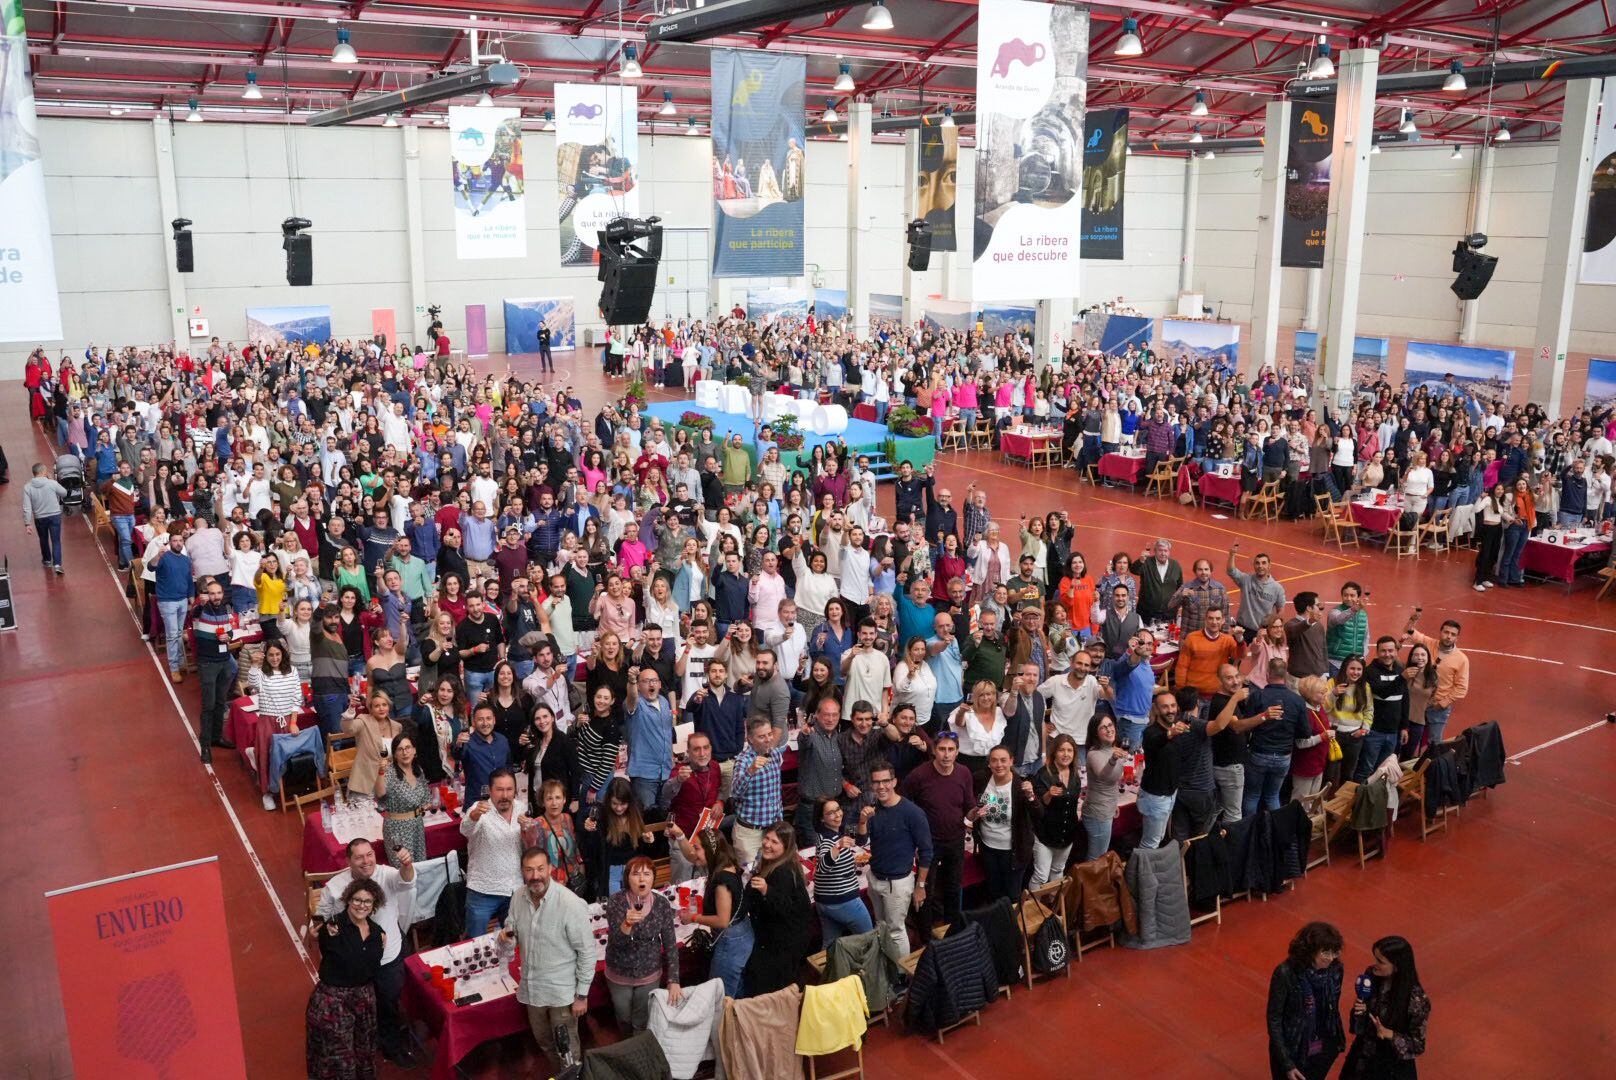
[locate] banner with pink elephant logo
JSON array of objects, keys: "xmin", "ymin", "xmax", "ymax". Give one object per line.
[
  {"xmin": 555, "ymin": 83, "xmax": 640, "ymax": 268},
  {"xmin": 972, "ymin": 0, "xmax": 1088, "ymax": 302}
]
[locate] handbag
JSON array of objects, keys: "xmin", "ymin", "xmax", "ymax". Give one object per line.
[{"xmin": 1327, "ymin": 731, "xmax": 1344, "ymax": 763}]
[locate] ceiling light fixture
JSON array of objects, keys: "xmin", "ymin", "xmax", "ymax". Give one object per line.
[
  {"xmin": 1370, "ymin": 140, "xmax": 1381, "ymax": 154},
  {"xmin": 1450, "ymin": 144, "xmax": 1463, "ymax": 159},
  {"xmin": 621, "ymin": 44, "xmax": 643, "ymax": 79},
  {"xmin": 242, "ymin": 71, "xmax": 262, "ymax": 100},
  {"xmin": 659, "ymin": 90, "xmax": 677, "ymax": 116},
  {"xmin": 822, "ymin": 98, "xmax": 839, "ymax": 123},
  {"xmin": 185, "ymin": 97, "xmax": 203, "ymax": 122},
  {"xmin": 834, "ymin": 62, "xmax": 855, "ymax": 93},
  {"xmin": 1203, "ymin": 148, "xmax": 1215, "ymax": 160},
  {"xmin": 942, "ymin": 106, "xmax": 955, "ymax": 128},
  {"xmin": 542, "ymin": 110, "xmax": 555, "ymax": 130},
  {"xmin": 1114, "ymin": 16, "xmax": 1144, "ymax": 58},
  {"xmin": 383, "ymin": 113, "xmax": 399, "ymax": 127},
  {"xmin": 476, "ymin": 91, "xmax": 494, "ymax": 107},
  {"xmin": 686, "ymin": 116, "xmax": 700, "ymax": 136},
  {"xmin": 331, "ymin": 27, "xmax": 357, "ymax": 65},
  {"xmin": 1399, "ymin": 109, "xmax": 1417, "ymax": 134},
  {"xmin": 1443, "ymin": 60, "xmax": 1466, "ymax": 92},
  {"xmin": 110, "ymin": 105, "xmax": 126, "ymax": 116},
  {"xmin": 1493, "ymin": 124, "xmax": 1510, "ymax": 143},
  {"xmin": 1190, "ymin": 90, "xmax": 1207, "ymax": 117},
  {"xmin": 1189, "ymin": 124, "xmax": 1202, "ymax": 144},
  {"xmin": 1307, "ymin": 40, "xmax": 1334, "ymax": 80},
  {"xmin": 863, "ymin": 1, "xmax": 893, "ymax": 32}
]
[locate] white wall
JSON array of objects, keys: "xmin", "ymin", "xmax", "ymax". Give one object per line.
[{"xmin": 1189, "ymin": 142, "xmax": 1616, "ymax": 355}]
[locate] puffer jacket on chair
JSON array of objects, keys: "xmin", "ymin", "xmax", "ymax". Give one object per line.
[{"xmin": 903, "ymin": 922, "xmax": 998, "ymax": 1034}]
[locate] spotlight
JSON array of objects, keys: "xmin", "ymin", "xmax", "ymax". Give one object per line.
[
  {"xmin": 1399, "ymin": 110, "xmax": 1417, "ymax": 134},
  {"xmin": 822, "ymin": 99, "xmax": 839, "ymax": 123},
  {"xmin": 659, "ymin": 90, "xmax": 677, "ymax": 116},
  {"xmin": 1307, "ymin": 41, "xmax": 1334, "ymax": 80},
  {"xmin": 242, "ymin": 71, "xmax": 263, "ymax": 100},
  {"xmin": 862, "ymin": 1, "xmax": 893, "ymax": 32},
  {"xmin": 1190, "ymin": 91, "xmax": 1207, "ymax": 117},
  {"xmin": 1443, "ymin": 60, "xmax": 1466, "ymax": 92},
  {"xmin": 1114, "ymin": 16, "xmax": 1144, "ymax": 58},
  {"xmin": 185, "ymin": 97, "xmax": 203, "ymax": 122},
  {"xmin": 621, "ymin": 44, "xmax": 643, "ymax": 79},
  {"xmin": 835, "ymin": 62, "xmax": 855, "ymax": 93},
  {"xmin": 331, "ymin": 27, "xmax": 357, "ymax": 65}
]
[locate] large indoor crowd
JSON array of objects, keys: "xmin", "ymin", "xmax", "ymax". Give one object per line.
[{"xmin": 12, "ymin": 306, "xmax": 1587, "ymax": 1078}]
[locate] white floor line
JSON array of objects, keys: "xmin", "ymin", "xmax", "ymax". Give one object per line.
[
  {"xmin": 1462, "ymin": 648, "xmax": 1563, "ymax": 664},
  {"xmin": 68, "ymin": 481, "xmax": 317, "ymax": 982},
  {"xmin": 1579, "ymin": 666, "xmax": 1616, "ymax": 677},
  {"xmin": 1450, "ymin": 609, "xmax": 1616, "ymax": 635},
  {"xmin": 1508, "ymin": 720, "xmax": 1610, "ymax": 763}
]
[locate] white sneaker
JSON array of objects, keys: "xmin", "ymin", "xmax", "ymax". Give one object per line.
[
  {"xmin": 262, "ymin": 793, "xmax": 278, "ymax": 811},
  {"xmin": 1473, "ymin": 584, "xmax": 1486, "ymax": 592},
  {"xmin": 1483, "ymin": 581, "xmax": 1495, "ymax": 589}
]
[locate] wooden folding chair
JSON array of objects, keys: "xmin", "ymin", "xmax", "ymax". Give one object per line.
[
  {"xmin": 1298, "ymin": 789, "xmax": 1332, "ymax": 869},
  {"xmin": 1321, "ymin": 501, "xmax": 1361, "ymax": 551},
  {"xmin": 91, "ymin": 494, "xmax": 114, "ymax": 542},
  {"xmin": 806, "ymin": 1046, "xmax": 864, "ymax": 1080},
  {"xmin": 324, "ymin": 732, "xmax": 357, "ymax": 792},
  {"xmin": 1595, "ymin": 565, "xmax": 1616, "ymax": 601},
  {"xmin": 1144, "ymin": 457, "xmax": 1176, "ymax": 498},
  {"xmin": 1017, "ymin": 881, "xmax": 1074, "ymax": 989},
  {"xmin": 1241, "ymin": 478, "xmax": 1283, "ymax": 521},
  {"xmin": 938, "ymin": 418, "xmax": 965, "ymax": 452},
  {"xmin": 1416, "ymin": 508, "xmax": 1454, "ymax": 554},
  {"xmin": 968, "ymin": 418, "xmax": 994, "ymax": 450},
  {"xmin": 304, "ymin": 870, "xmax": 339, "ymax": 922},
  {"xmin": 1179, "ymin": 835, "xmax": 1221, "ymax": 927},
  {"xmin": 1384, "ymin": 517, "xmax": 1420, "ymax": 559},
  {"xmin": 1395, "ymin": 757, "xmax": 1447, "ymax": 840}
]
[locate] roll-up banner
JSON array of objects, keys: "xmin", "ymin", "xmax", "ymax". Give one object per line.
[
  {"xmin": 556, "ymin": 83, "xmax": 640, "ymax": 268},
  {"xmin": 450, "ymin": 105, "xmax": 526, "ymax": 259},
  {"xmin": 1081, "ymin": 107, "xmax": 1128, "ymax": 260},
  {"xmin": 711, "ymin": 50, "xmax": 806, "ymax": 277},
  {"xmin": 1580, "ymin": 79, "xmax": 1616, "ymax": 285},
  {"xmin": 1282, "ymin": 101, "xmax": 1333, "ymax": 268},
  {"xmin": 972, "ymin": 0, "xmax": 1089, "ymax": 301},
  {"xmin": 917, "ymin": 124, "xmax": 959, "ymax": 252},
  {"xmin": 0, "ymin": 0, "xmax": 64, "ymax": 341}
]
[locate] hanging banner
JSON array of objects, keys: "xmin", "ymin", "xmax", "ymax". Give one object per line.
[
  {"xmin": 45, "ymin": 858, "xmax": 247, "ymax": 1080},
  {"xmin": 711, "ymin": 50, "xmax": 806, "ymax": 278},
  {"xmin": 450, "ymin": 105, "xmax": 526, "ymax": 259},
  {"xmin": 1282, "ymin": 101, "xmax": 1333, "ymax": 268},
  {"xmin": 972, "ymin": 0, "xmax": 1089, "ymax": 302},
  {"xmin": 1081, "ymin": 107, "xmax": 1128, "ymax": 260},
  {"xmin": 0, "ymin": 0, "xmax": 64, "ymax": 342},
  {"xmin": 1586, "ymin": 357, "xmax": 1616, "ymax": 412},
  {"xmin": 1580, "ymin": 80, "xmax": 1616, "ymax": 284},
  {"xmin": 555, "ymin": 83, "xmax": 639, "ymax": 268},
  {"xmin": 917, "ymin": 124, "xmax": 959, "ymax": 252}
]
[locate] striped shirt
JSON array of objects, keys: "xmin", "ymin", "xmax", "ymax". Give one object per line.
[
  {"xmin": 814, "ymin": 834, "xmax": 865, "ymax": 905},
  {"xmin": 573, "ymin": 714, "xmax": 622, "ymax": 792}
]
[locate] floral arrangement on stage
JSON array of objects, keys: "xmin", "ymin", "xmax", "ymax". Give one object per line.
[
  {"xmin": 768, "ymin": 415, "xmax": 805, "ymax": 451},
  {"xmin": 621, "ymin": 378, "xmax": 647, "ymax": 410},
  {"xmin": 680, "ymin": 411, "xmax": 716, "ymax": 431},
  {"xmin": 885, "ymin": 405, "xmax": 933, "ymax": 439}
]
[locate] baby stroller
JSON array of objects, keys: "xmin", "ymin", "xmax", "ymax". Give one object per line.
[{"xmin": 55, "ymin": 453, "xmax": 85, "ymax": 516}]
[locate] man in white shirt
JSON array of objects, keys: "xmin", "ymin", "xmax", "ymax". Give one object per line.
[
  {"xmin": 1038, "ymin": 649, "xmax": 1100, "ymax": 746},
  {"xmin": 500, "ymin": 848, "xmax": 594, "ymax": 1072},
  {"xmin": 468, "ymin": 462, "xmax": 500, "ymax": 513},
  {"xmin": 842, "ymin": 620, "xmax": 893, "ymax": 718},
  {"xmin": 316, "ymin": 838, "xmax": 419, "ymax": 1066},
  {"xmin": 676, "ymin": 621, "xmax": 719, "ymax": 708},
  {"xmin": 459, "ymin": 769, "xmax": 530, "ymax": 933},
  {"xmin": 184, "ymin": 519, "xmax": 230, "ymax": 581},
  {"xmin": 766, "ymin": 599, "xmax": 809, "ymax": 685},
  {"xmin": 381, "ymin": 400, "xmax": 411, "ymax": 453}
]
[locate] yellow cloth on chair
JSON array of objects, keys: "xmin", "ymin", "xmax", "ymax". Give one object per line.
[{"xmin": 795, "ymin": 974, "xmax": 870, "ymax": 1056}]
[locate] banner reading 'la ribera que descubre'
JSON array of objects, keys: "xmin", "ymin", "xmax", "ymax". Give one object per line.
[
  {"xmin": 1, "ymin": 0, "xmax": 64, "ymax": 342},
  {"xmin": 972, "ymin": 0, "xmax": 1088, "ymax": 302}
]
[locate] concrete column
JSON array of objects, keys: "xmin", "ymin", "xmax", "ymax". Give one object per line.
[
  {"xmin": 151, "ymin": 118, "xmax": 190, "ymax": 348},
  {"xmin": 901, "ymin": 130, "xmax": 921, "ymax": 324},
  {"xmin": 846, "ymin": 102, "xmax": 874, "ymax": 341},
  {"xmin": 1531, "ymin": 78, "xmax": 1599, "ymax": 419},
  {"xmin": 402, "ymin": 124, "xmax": 429, "ymax": 347},
  {"xmin": 1316, "ymin": 47, "xmax": 1379, "ymax": 415},
  {"xmin": 1249, "ymin": 99, "xmax": 1291, "ymax": 377},
  {"xmin": 1458, "ymin": 143, "xmax": 1496, "ymax": 344},
  {"xmin": 1178, "ymin": 153, "xmax": 1200, "ymax": 295},
  {"xmin": 1301, "ymin": 269, "xmax": 1322, "ymax": 331},
  {"xmin": 1034, "ymin": 298, "xmax": 1073, "ymax": 373}
]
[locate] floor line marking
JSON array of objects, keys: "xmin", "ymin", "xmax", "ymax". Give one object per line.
[
  {"xmin": 32, "ymin": 416, "xmax": 319, "ymax": 984},
  {"xmin": 1578, "ymin": 666, "xmax": 1616, "ymax": 677},
  {"xmin": 1462, "ymin": 648, "xmax": 1564, "ymax": 664},
  {"xmin": 1449, "ymin": 609, "xmax": 1616, "ymax": 636},
  {"xmin": 1509, "ymin": 720, "xmax": 1609, "ymax": 762}
]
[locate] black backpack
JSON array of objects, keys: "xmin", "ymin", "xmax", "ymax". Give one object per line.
[{"xmin": 1031, "ymin": 916, "xmax": 1070, "ymax": 974}]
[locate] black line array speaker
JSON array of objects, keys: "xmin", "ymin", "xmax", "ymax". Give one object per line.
[
  {"xmin": 596, "ymin": 216, "xmax": 663, "ymax": 325},
  {"xmin": 284, "ymin": 233, "xmax": 313, "ymax": 287},
  {"xmin": 172, "ymin": 218, "xmax": 193, "ymax": 273},
  {"xmin": 1450, "ymin": 238, "xmax": 1497, "ymax": 301},
  {"xmin": 906, "ymin": 218, "xmax": 933, "ymax": 272}
]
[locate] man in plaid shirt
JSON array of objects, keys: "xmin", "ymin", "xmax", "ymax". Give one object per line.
[
  {"xmin": 1166, "ymin": 558, "xmax": 1230, "ymax": 634},
  {"xmin": 728, "ymin": 716, "xmax": 786, "ymax": 863},
  {"xmin": 962, "ymin": 481, "xmax": 993, "ymax": 551}
]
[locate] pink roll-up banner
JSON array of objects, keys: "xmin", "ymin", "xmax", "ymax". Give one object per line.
[
  {"xmin": 464, "ymin": 304, "xmax": 489, "ymax": 357},
  {"xmin": 370, "ymin": 308, "xmax": 397, "ymax": 348}
]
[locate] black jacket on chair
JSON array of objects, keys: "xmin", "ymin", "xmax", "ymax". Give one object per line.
[
  {"xmin": 1264, "ymin": 799, "xmax": 1310, "ymax": 893},
  {"xmin": 1459, "ymin": 720, "xmax": 1506, "ymax": 793},
  {"xmin": 904, "ymin": 922, "xmax": 999, "ymax": 1034},
  {"xmin": 962, "ymin": 898, "xmax": 1024, "ymax": 988}
]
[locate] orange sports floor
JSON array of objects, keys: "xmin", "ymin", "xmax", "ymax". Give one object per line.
[{"xmin": 3, "ymin": 357, "xmax": 1612, "ymax": 1079}]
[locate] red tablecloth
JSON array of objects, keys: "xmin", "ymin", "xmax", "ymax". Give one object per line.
[
  {"xmin": 226, "ymin": 696, "xmax": 319, "ymax": 782},
  {"xmin": 1197, "ymin": 471, "xmax": 1243, "ymax": 507},
  {"xmin": 1000, "ymin": 429, "xmax": 1059, "ymax": 465},
  {"xmin": 1521, "ymin": 537, "xmax": 1612, "ymax": 583},
  {"xmin": 1349, "ymin": 500, "xmax": 1403, "ymax": 535},
  {"xmin": 1098, "ymin": 453, "xmax": 1148, "ymax": 485},
  {"xmin": 403, "ymin": 956, "xmax": 528, "ymax": 1080},
  {"xmin": 301, "ymin": 811, "xmax": 466, "ymax": 873},
  {"xmin": 852, "ymin": 402, "xmax": 878, "ymax": 422}
]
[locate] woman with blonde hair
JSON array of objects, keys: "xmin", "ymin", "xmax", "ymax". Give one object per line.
[
  {"xmin": 1291, "ymin": 676, "xmax": 1334, "ymax": 800},
  {"xmin": 951, "ymin": 680, "xmax": 1008, "ymax": 790}
]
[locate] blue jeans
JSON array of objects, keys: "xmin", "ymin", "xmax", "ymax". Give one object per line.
[
  {"xmin": 314, "ymin": 693, "xmax": 350, "ymax": 737},
  {"xmin": 112, "ymin": 513, "xmax": 135, "ymax": 566},
  {"xmin": 1115, "ymin": 717, "xmax": 1147, "ymax": 751},
  {"xmin": 1557, "ymin": 511, "xmax": 1584, "ymax": 528},
  {"xmin": 230, "ymin": 583, "xmax": 257, "ymax": 615},
  {"xmin": 1083, "ymin": 816, "xmax": 1113, "ymax": 861},
  {"xmin": 464, "ymin": 889, "xmax": 511, "ymax": 934},
  {"xmin": 1499, "ymin": 522, "xmax": 1529, "ymax": 584},
  {"xmin": 1136, "ymin": 790, "xmax": 1176, "ymax": 848},
  {"xmin": 710, "ymin": 918, "xmax": 755, "ymax": 998},
  {"xmin": 158, "ymin": 598, "xmax": 190, "ymax": 672},
  {"xmin": 607, "ymin": 863, "xmax": 626, "ymax": 897},
  {"xmin": 630, "ymin": 776, "xmax": 666, "ymax": 810},
  {"xmin": 960, "ymin": 407, "xmax": 977, "ymax": 434},
  {"xmin": 510, "ymin": 659, "xmax": 535, "ymax": 681},
  {"xmin": 1424, "ymin": 705, "xmax": 1452, "ymax": 749},
  {"xmin": 464, "ymin": 669, "xmax": 495, "ymax": 702},
  {"xmin": 1355, "ymin": 731, "xmax": 1398, "ymax": 781},
  {"xmin": 1242, "ymin": 751, "xmax": 1291, "ymax": 817},
  {"xmin": 817, "ymin": 896, "xmax": 875, "ymax": 951},
  {"xmin": 34, "ymin": 514, "xmax": 63, "ymax": 566}
]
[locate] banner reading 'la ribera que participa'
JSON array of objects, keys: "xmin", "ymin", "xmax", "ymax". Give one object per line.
[
  {"xmin": 972, "ymin": 0, "xmax": 1088, "ymax": 302},
  {"xmin": 710, "ymin": 50, "xmax": 806, "ymax": 278}
]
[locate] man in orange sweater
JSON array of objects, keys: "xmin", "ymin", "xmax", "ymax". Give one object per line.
[
  {"xmin": 1174, "ymin": 607, "xmax": 1242, "ymax": 696},
  {"xmin": 1399, "ymin": 612, "xmax": 1470, "ymax": 750}
]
